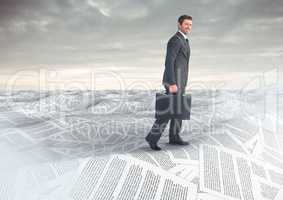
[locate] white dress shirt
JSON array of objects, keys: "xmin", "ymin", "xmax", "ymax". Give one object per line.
[{"xmin": 178, "ymin": 30, "xmax": 188, "ymax": 40}]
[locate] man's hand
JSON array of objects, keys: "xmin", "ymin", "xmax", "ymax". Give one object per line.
[{"xmin": 169, "ymin": 84, "xmax": 178, "ymax": 93}]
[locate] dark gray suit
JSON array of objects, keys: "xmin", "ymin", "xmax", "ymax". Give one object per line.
[
  {"xmin": 162, "ymin": 31, "xmax": 190, "ymax": 90},
  {"xmin": 146, "ymin": 31, "xmax": 190, "ymax": 144}
]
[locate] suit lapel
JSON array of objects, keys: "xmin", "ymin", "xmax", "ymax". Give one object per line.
[{"xmin": 175, "ymin": 31, "xmax": 189, "ymax": 59}]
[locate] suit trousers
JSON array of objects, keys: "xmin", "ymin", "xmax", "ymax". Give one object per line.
[{"xmin": 146, "ymin": 85, "xmax": 185, "ymax": 144}]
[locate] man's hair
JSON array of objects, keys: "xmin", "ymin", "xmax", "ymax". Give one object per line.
[{"xmin": 178, "ymin": 15, "xmax": 193, "ymax": 25}]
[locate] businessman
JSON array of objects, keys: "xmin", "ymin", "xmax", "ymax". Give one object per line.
[{"xmin": 145, "ymin": 15, "xmax": 192, "ymax": 151}]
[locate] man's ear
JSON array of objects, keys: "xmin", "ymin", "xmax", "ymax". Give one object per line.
[{"xmin": 177, "ymin": 23, "xmax": 181, "ymax": 29}]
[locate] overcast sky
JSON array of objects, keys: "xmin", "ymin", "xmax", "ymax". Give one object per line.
[{"xmin": 0, "ymin": 0, "xmax": 282, "ymax": 89}]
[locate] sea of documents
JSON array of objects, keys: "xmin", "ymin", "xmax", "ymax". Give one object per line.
[{"xmin": 0, "ymin": 86, "xmax": 282, "ymax": 199}]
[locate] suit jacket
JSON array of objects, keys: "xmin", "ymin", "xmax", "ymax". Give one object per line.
[{"xmin": 162, "ymin": 31, "xmax": 190, "ymax": 90}]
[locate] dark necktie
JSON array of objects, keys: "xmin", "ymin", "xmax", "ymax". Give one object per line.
[
  {"xmin": 185, "ymin": 38, "xmax": 190, "ymax": 58},
  {"xmin": 185, "ymin": 38, "xmax": 189, "ymax": 46}
]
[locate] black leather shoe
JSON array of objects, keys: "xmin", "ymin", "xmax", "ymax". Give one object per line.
[
  {"xmin": 169, "ymin": 140, "xmax": 189, "ymax": 145},
  {"xmin": 145, "ymin": 136, "xmax": 162, "ymax": 151},
  {"xmin": 169, "ymin": 136, "xmax": 189, "ymax": 145}
]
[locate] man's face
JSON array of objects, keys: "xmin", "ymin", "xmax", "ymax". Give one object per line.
[{"xmin": 178, "ymin": 19, "xmax": 192, "ymax": 34}]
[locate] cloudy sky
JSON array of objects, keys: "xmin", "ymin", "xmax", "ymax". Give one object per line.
[{"xmin": 0, "ymin": 0, "xmax": 282, "ymax": 90}]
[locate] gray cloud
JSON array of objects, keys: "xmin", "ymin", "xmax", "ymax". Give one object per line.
[{"xmin": 0, "ymin": 0, "xmax": 282, "ymax": 74}]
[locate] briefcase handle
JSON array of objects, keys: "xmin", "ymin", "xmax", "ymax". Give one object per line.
[{"xmin": 159, "ymin": 87, "xmax": 189, "ymax": 96}]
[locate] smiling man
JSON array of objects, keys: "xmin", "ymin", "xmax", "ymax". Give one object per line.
[{"xmin": 145, "ymin": 15, "xmax": 192, "ymax": 151}]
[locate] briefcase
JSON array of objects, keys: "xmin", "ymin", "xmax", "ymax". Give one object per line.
[{"xmin": 155, "ymin": 92, "xmax": 191, "ymax": 119}]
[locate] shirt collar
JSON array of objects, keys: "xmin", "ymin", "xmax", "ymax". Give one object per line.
[{"xmin": 178, "ymin": 30, "xmax": 188, "ymax": 40}]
